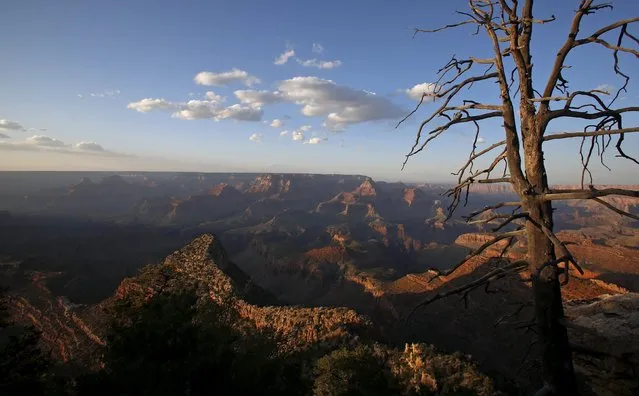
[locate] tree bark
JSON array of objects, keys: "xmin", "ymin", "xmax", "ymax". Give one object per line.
[
  {"xmin": 523, "ymin": 113, "xmax": 579, "ymax": 395},
  {"xmin": 527, "ymin": 202, "xmax": 578, "ymax": 395}
]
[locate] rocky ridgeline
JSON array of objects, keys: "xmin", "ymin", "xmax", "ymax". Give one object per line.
[{"xmin": 114, "ymin": 234, "xmax": 372, "ymax": 353}]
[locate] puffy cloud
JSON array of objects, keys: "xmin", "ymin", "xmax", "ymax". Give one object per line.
[
  {"xmin": 249, "ymin": 133, "xmax": 263, "ymax": 142},
  {"xmin": 299, "ymin": 125, "xmax": 312, "ymax": 132},
  {"xmin": 277, "ymin": 76, "xmax": 405, "ymax": 131},
  {"xmin": 75, "ymin": 141, "xmax": 105, "ymax": 152},
  {"xmin": 205, "ymin": 91, "xmax": 224, "ymax": 101},
  {"xmin": 129, "ymin": 95, "xmax": 262, "ymax": 122},
  {"xmin": 476, "ymin": 137, "xmax": 486, "ymax": 144},
  {"xmin": 0, "ymin": 119, "xmax": 26, "ymax": 132},
  {"xmin": 312, "ymin": 43, "xmax": 324, "ymax": 54},
  {"xmin": 274, "ymin": 48, "xmax": 296, "ymax": 65},
  {"xmin": 405, "ymin": 82, "xmax": 438, "ymax": 101},
  {"xmin": 130, "ymin": 76, "xmax": 405, "ymax": 129},
  {"xmin": 127, "ymin": 98, "xmax": 176, "ymax": 113},
  {"xmin": 26, "ymin": 135, "xmax": 67, "ymax": 147},
  {"xmin": 304, "ymin": 137, "xmax": 326, "ymax": 144},
  {"xmin": 172, "ymin": 99, "xmax": 222, "ymax": 120},
  {"xmin": 296, "ymin": 58, "xmax": 342, "ymax": 69},
  {"xmin": 194, "ymin": 69, "xmax": 260, "ymax": 87},
  {"xmin": 214, "ymin": 104, "xmax": 263, "ymax": 121},
  {"xmin": 234, "ymin": 90, "xmax": 283, "ymax": 108},
  {"xmin": 292, "ymin": 130, "xmax": 304, "ymax": 141},
  {"xmin": 270, "ymin": 119, "xmax": 284, "ymax": 128},
  {"xmin": 279, "ymin": 130, "xmax": 289, "ymax": 136}
]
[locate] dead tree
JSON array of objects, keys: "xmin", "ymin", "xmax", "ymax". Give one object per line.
[{"xmin": 400, "ymin": 1, "xmax": 638, "ymax": 395}]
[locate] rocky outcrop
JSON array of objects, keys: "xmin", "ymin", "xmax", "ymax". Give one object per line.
[
  {"xmin": 245, "ymin": 174, "xmax": 291, "ymax": 196},
  {"xmin": 6, "ymin": 272, "xmax": 105, "ymax": 366},
  {"xmin": 565, "ymin": 293, "xmax": 639, "ymax": 396},
  {"xmin": 354, "ymin": 179, "xmax": 378, "ymax": 197},
  {"xmin": 113, "ymin": 234, "xmax": 371, "ymax": 353},
  {"xmin": 454, "ymin": 233, "xmax": 509, "ymax": 250}
]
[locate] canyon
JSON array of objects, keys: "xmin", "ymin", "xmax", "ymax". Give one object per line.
[{"xmin": 0, "ymin": 171, "xmax": 637, "ymax": 395}]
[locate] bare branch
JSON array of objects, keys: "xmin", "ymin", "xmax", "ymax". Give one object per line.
[
  {"xmin": 573, "ymin": 16, "xmax": 639, "ymax": 54},
  {"xmin": 402, "ymin": 110, "xmax": 503, "ymax": 169},
  {"xmin": 396, "ymin": 71, "xmax": 499, "ymax": 130},
  {"xmin": 429, "ymin": 229, "xmax": 525, "ymax": 279},
  {"xmin": 528, "ymin": 220, "xmax": 585, "ymax": 275},
  {"xmin": 542, "ymin": 187, "xmax": 639, "ymax": 201},
  {"xmin": 413, "ymin": 20, "xmax": 477, "ymax": 37},
  {"xmin": 455, "ymin": 140, "xmax": 507, "ymax": 179},
  {"xmin": 492, "ymin": 212, "xmax": 528, "ymax": 232},
  {"xmin": 543, "ymin": 127, "xmax": 639, "ymax": 142},
  {"xmin": 406, "ymin": 259, "xmax": 528, "ymax": 320},
  {"xmin": 477, "ymin": 177, "xmax": 511, "ymax": 184},
  {"xmin": 540, "ymin": 0, "xmax": 595, "ymax": 110},
  {"xmin": 592, "ymin": 197, "xmax": 639, "ymax": 221},
  {"xmin": 464, "ymin": 201, "xmax": 521, "ymax": 222}
]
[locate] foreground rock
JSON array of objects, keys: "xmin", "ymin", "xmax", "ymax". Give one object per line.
[{"xmin": 566, "ymin": 293, "xmax": 639, "ymax": 396}]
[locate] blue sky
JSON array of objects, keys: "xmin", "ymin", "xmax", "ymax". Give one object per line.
[{"xmin": 0, "ymin": 0, "xmax": 637, "ymax": 183}]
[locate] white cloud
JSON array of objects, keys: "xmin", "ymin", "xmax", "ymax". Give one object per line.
[
  {"xmin": 274, "ymin": 48, "xmax": 296, "ymax": 65},
  {"xmin": 234, "ymin": 90, "xmax": 283, "ymax": 108},
  {"xmin": 304, "ymin": 137, "xmax": 326, "ymax": 144},
  {"xmin": 312, "ymin": 43, "xmax": 324, "ymax": 54},
  {"xmin": 127, "ymin": 98, "xmax": 177, "ymax": 113},
  {"xmin": 594, "ymin": 84, "xmax": 615, "ymax": 94},
  {"xmin": 88, "ymin": 89, "xmax": 121, "ymax": 98},
  {"xmin": 0, "ymin": 119, "xmax": 26, "ymax": 132},
  {"xmin": 214, "ymin": 104, "xmax": 263, "ymax": 121},
  {"xmin": 205, "ymin": 91, "xmax": 224, "ymax": 101},
  {"xmin": 194, "ymin": 69, "xmax": 260, "ymax": 87},
  {"xmin": 292, "ymin": 130, "xmax": 305, "ymax": 141},
  {"xmin": 476, "ymin": 137, "xmax": 486, "ymax": 144},
  {"xmin": 129, "ymin": 76, "xmax": 405, "ymax": 130},
  {"xmin": 299, "ymin": 124, "xmax": 312, "ymax": 132},
  {"xmin": 75, "ymin": 141, "xmax": 105, "ymax": 152},
  {"xmin": 171, "ymin": 99, "xmax": 222, "ymax": 120},
  {"xmin": 270, "ymin": 119, "xmax": 284, "ymax": 128},
  {"xmin": 405, "ymin": 82, "xmax": 438, "ymax": 101},
  {"xmin": 296, "ymin": 58, "xmax": 342, "ymax": 69},
  {"xmin": 0, "ymin": 133, "xmax": 9, "ymax": 139},
  {"xmin": 249, "ymin": 133, "xmax": 263, "ymax": 142},
  {"xmin": 0, "ymin": 135, "xmax": 123, "ymax": 157},
  {"xmin": 277, "ymin": 76, "xmax": 405, "ymax": 131},
  {"xmin": 26, "ymin": 135, "xmax": 67, "ymax": 147},
  {"xmin": 279, "ymin": 130, "xmax": 289, "ymax": 136},
  {"xmin": 129, "ymin": 95, "xmax": 262, "ymax": 122}
]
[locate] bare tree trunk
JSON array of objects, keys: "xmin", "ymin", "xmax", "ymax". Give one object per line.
[
  {"xmin": 527, "ymin": 204, "xmax": 578, "ymax": 395},
  {"xmin": 523, "ymin": 120, "xmax": 578, "ymax": 395}
]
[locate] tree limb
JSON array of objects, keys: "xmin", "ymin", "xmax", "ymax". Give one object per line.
[
  {"xmin": 464, "ymin": 201, "xmax": 521, "ymax": 222},
  {"xmin": 543, "ymin": 127, "xmax": 639, "ymax": 142},
  {"xmin": 542, "ymin": 188, "xmax": 639, "ymax": 201},
  {"xmin": 413, "ymin": 20, "xmax": 477, "ymax": 37},
  {"xmin": 429, "ymin": 229, "xmax": 525, "ymax": 280},
  {"xmin": 592, "ymin": 197, "xmax": 639, "ymax": 221},
  {"xmin": 406, "ymin": 259, "xmax": 529, "ymax": 320}
]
